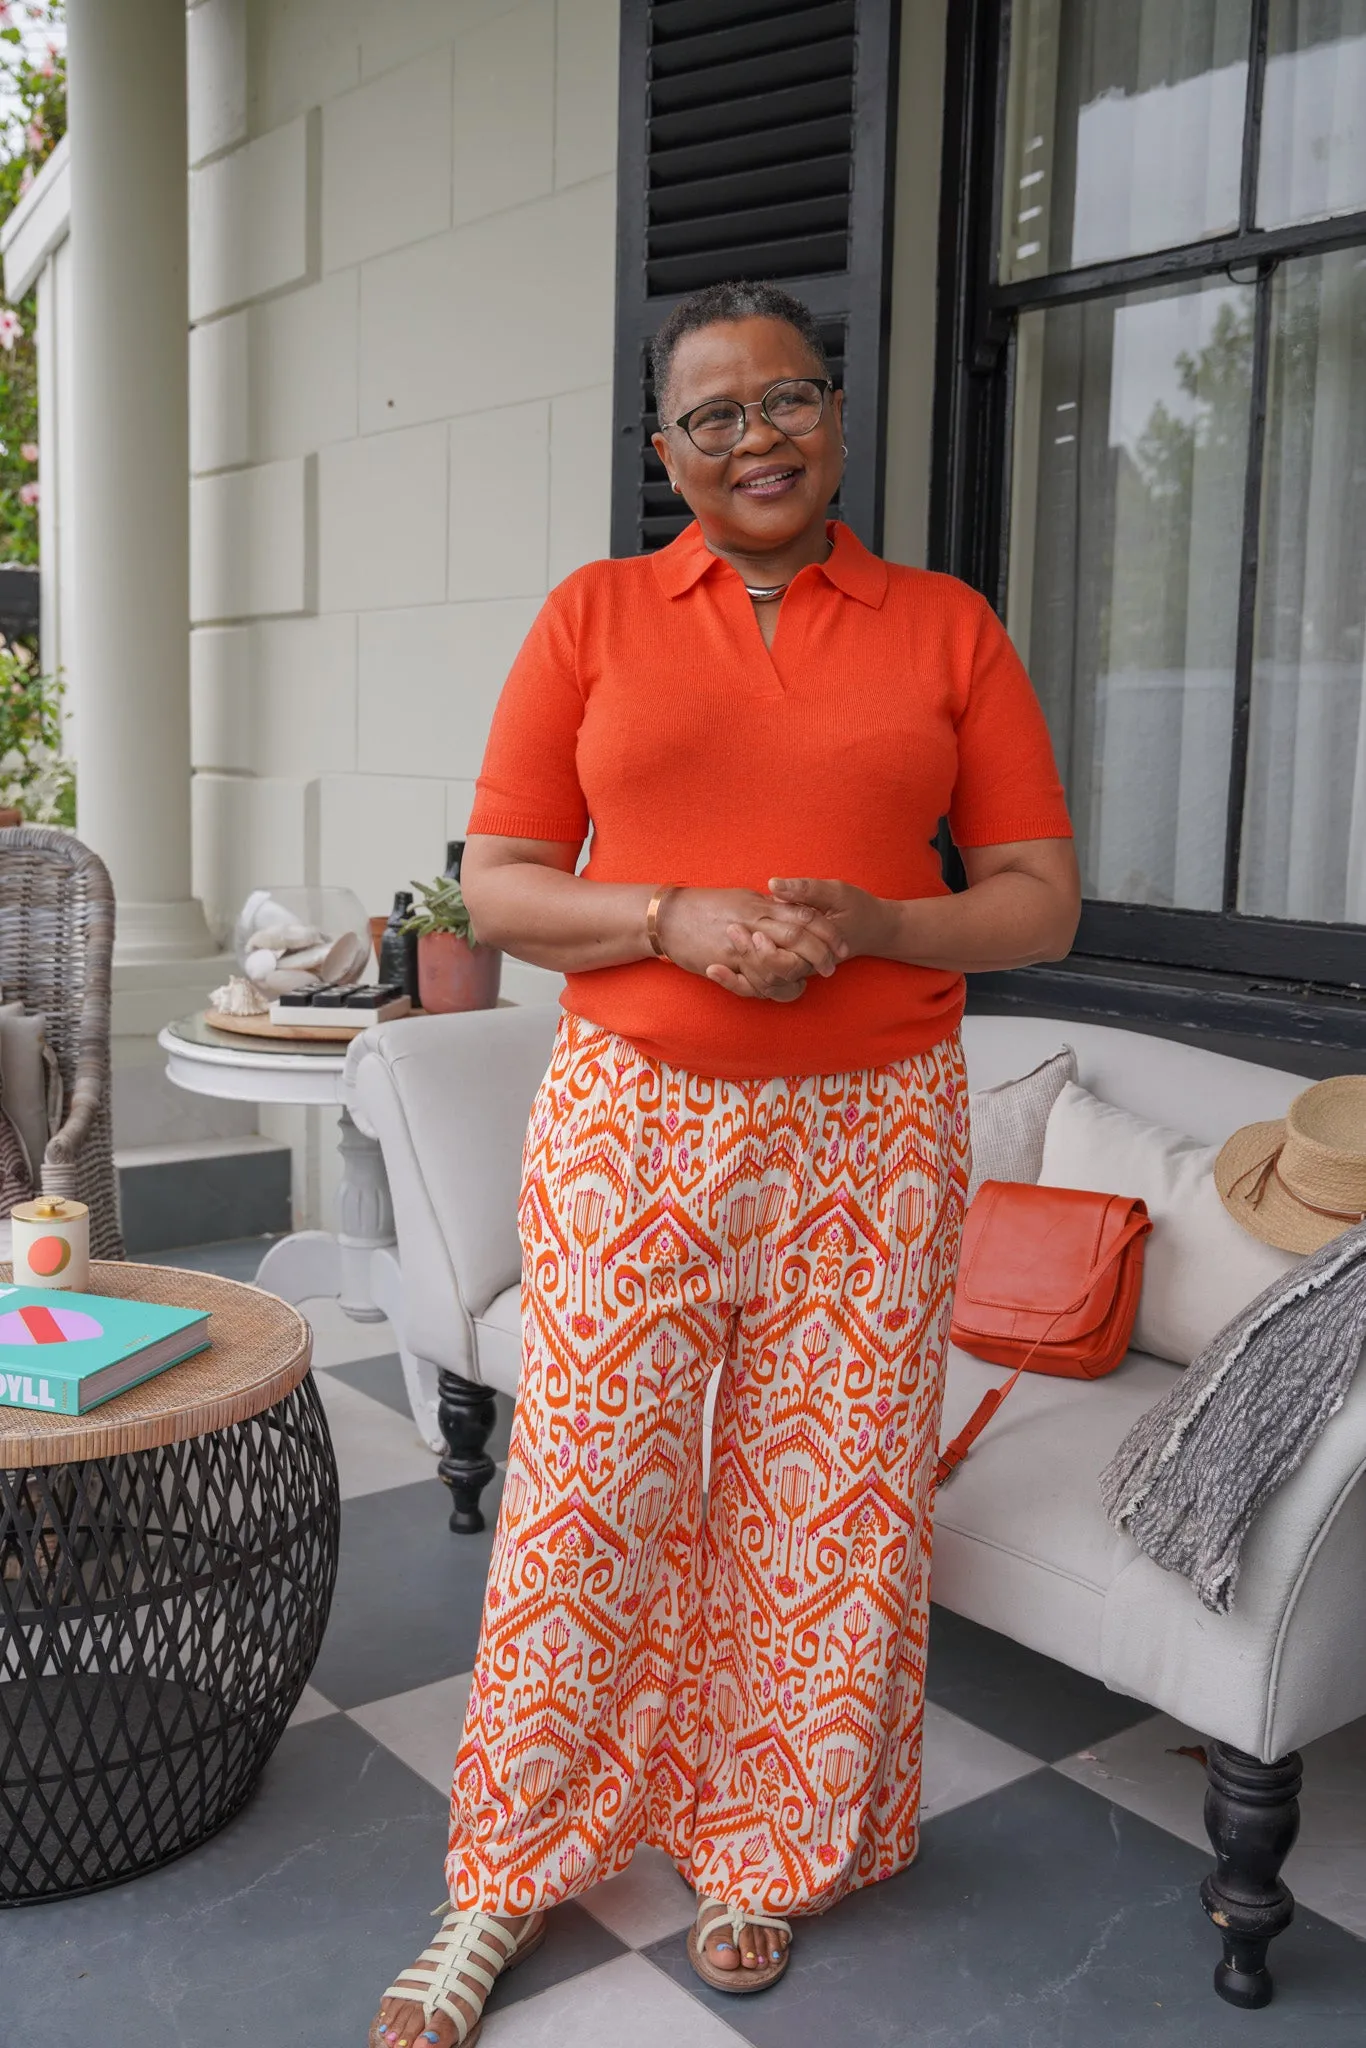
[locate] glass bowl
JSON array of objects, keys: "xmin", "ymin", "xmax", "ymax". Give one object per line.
[{"xmin": 233, "ymin": 885, "xmax": 372, "ymax": 990}]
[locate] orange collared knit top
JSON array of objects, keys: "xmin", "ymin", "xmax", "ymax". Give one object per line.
[{"xmin": 468, "ymin": 521, "xmax": 1072, "ymax": 1079}]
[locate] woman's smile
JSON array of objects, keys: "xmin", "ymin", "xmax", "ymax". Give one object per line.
[{"xmin": 733, "ymin": 461, "xmax": 803, "ymax": 499}]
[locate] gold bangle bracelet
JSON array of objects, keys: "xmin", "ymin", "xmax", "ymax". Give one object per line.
[{"xmin": 646, "ymin": 885, "xmax": 676, "ymax": 960}]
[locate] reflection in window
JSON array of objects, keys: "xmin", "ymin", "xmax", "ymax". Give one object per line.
[
  {"xmin": 1001, "ymin": 0, "xmax": 1249, "ymax": 282},
  {"xmin": 1240, "ymin": 251, "xmax": 1366, "ymax": 921},
  {"xmin": 1259, "ymin": 1, "xmax": 1366, "ymax": 228},
  {"xmin": 1008, "ymin": 280, "xmax": 1254, "ymax": 908}
]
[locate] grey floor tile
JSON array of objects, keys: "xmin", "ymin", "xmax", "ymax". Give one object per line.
[
  {"xmin": 645, "ymin": 1769, "xmax": 1366, "ymax": 2046},
  {"xmin": 140, "ymin": 1235, "xmax": 282, "ymax": 1283},
  {"xmin": 483, "ymin": 1901, "xmax": 628, "ymax": 2018},
  {"xmin": 3, "ymin": 1713, "xmax": 450, "ymax": 2045},
  {"xmin": 579, "ymin": 1844, "xmax": 698, "ymax": 1949},
  {"xmin": 482, "ymin": 1951, "xmax": 749, "ymax": 2046},
  {"xmin": 314, "ymin": 1368, "xmax": 439, "ymax": 1498},
  {"xmin": 926, "ymin": 1602, "xmax": 1156, "ymax": 1761},
  {"xmin": 920, "ymin": 1697, "xmax": 1043, "ymax": 1821},
  {"xmin": 308, "ymin": 1473, "xmax": 502, "ymax": 1710},
  {"xmin": 348, "ymin": 1671, "xmax": 473, "ymax": 1793}
]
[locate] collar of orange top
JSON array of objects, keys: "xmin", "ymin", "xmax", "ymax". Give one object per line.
[{"xmin": 650, "ymin": 518, "xmax": 889, "ymax": 609}]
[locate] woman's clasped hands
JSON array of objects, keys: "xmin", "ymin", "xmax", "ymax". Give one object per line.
[{"xmin": 656, "ymin": 877, "xmax": 891, "ymax": 1002}]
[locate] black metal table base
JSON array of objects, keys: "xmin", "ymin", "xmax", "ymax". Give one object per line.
[{"xmin": 1, "ymin": 1378, "xmax": 340, "ymax": 1903}]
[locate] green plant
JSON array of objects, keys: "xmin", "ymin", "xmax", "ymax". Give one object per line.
[
  {"xmin": 402, "ymin": 874, "xmax": 478, "ymax": 945},
  {"xmin": 0, "ymin": 5, "xmax": 66, "ymax": 566},
  {"xmin": 0, "ymin": 640, "xmax": 72, "ymax": 822}
]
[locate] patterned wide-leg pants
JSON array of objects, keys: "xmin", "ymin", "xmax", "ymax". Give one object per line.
[{"xmin": 447, "ymin": 1013, "xmax": 969, "ymax": 1918}]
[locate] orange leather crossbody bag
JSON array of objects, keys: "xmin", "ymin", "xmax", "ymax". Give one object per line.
[{"xmin": 937, "ymin": 1181, "xmax": 1153, "ymax": 1487}]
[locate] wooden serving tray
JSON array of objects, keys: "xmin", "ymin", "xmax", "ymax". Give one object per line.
[{"xmin": 205, "ymin": 1008, "xmax": 375, "ymax": 1042}]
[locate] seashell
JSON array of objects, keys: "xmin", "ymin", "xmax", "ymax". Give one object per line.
[
  {"xmin": 244, "ymin": 947, "xmax": 279, "ymax": 981},
  {"xmin": 276, "ymin": 939, "xmax": 332, "ymax": 972},
  {"xmin": 209, "ymin": 975, "xmax": 271, "ymax": 1017},
  {"xmin": 258, "ymin": 967, "xmax": 321, "ymax": 994},
  {"xmin": 320, "ymin": 930, "xmax": 367, "ymax": 984}
]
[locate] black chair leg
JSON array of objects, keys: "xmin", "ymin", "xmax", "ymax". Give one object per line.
[
  {"xmin": 436, "ymin": 1368, "xmax": 498, "ymax": 1534},
  {"xmin": 1201, "ymin": 1741, "xmax": 1302, "ymax": 2008}
]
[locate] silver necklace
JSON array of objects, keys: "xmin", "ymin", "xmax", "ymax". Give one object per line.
[{"xmin": 742, "ymin": 538, "xmax": 833, "ymax": 605}]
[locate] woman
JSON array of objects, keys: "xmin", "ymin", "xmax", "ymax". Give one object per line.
[{"xmin": 371, "ymin": 280, "xmax": 1078, "ymax": 2047}]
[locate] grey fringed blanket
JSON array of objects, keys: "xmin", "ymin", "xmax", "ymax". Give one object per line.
[{"xmin": 1099, "ymin": 1220, "xmax": 1366, "ymax": 1615}]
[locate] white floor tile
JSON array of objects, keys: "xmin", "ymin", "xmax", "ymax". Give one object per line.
[
  {"xmin": 313, "ymin": 1369, "xmax": 438, "ymax": 1499},
  {"xmin": 1054, "ymin": 1709, "xmax": 1366, "ymax": 1939},
  {"xmin": 303, "ymin": 1294, "xmax": 399, "ymax": 1368},
  {"xmin": 481, "ymin": 1952, "xmax": 747, "ymax": 2047},
  {"xmin": 579, "ymin": 1844, "xmax": 697, "ymax": 1948},
  {"xmin": 288, "ymin": 1682, "xmax": 338, "ymax": 1728},
  {"xmin": 349, "ymin": 1671, "xmax": 472, "ymax": 1793},
  {"xmin": 920, "ymin": 1697, "xmax": 1044, "ymax": 1821}
]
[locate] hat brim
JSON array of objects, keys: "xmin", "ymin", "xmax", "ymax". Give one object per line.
[{"xmin": 1214, "ymin": 1119, "xmax": 1345, "ymax": 1255}]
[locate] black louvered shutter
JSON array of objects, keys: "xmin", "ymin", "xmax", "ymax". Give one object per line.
[{"xmin": 611, "ymin": 0, "xmax": 900, "ymax": 558}]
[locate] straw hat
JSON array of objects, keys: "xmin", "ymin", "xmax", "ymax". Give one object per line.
[{"xmin": 1215, "ymin": 1074, "xmax": 1366, "ymax": 1254}]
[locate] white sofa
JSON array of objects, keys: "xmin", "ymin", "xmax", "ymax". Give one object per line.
[{"xmin": 346, "ymin": 1004, "xmax": 1366, "ymax": 2011}]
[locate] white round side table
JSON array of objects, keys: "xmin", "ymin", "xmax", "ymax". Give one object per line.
[{"xmin": 158, "ymin": 1010, "xmax": 399, "ymax": 1316}]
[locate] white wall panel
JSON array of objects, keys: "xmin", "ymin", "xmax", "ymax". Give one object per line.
[
  {"xmin": 313, "ymin": 772, "xmax": 450, "ymax": 919},
  {"xmin": 549, "ymin": 380, "xmax": 612, "ymax": 584},
  {"xmin": 190, "ymin": 310, "xmax": 250, "ymax": 473},
  {"xmin": 188, "ymin": 0, "xmax": 248, "ymax": 164},
  {"xmin": 191, "ymin": 614, "xmax": 358, "ymax": 776},
  {"xmin": 191, "ymin": 456, "xmax": 314, "ymax": 621},
  {"xmin": 554, "ymin": 0, "xmax": 620, "ymax": 189},
  {"xmin": 192, "ymin": 770, "xmax": 311, "ymax": 936},
  {"xmin": 359, "ymin": 0, "xmax": 528, "ymax": 82},
  {"xmin": 247, "ymin": 269, "xmax": 360, "ymax": 459},
  {"xmin": 358, "ymin": 174, "xmax": 615, "ymax": 430},
  {"xmin": 448, "ymin": 401, "xmax": 549, "ymax": 598},
  {"xmin": 318, "ymin": 424, "xmax": 449, "ymax": 612},
  {"xmin": 323, "ymin": 52, "xmax": 454, "ymax": 270},
  {"xmin": 249, "ymin": 0, "xmax": 363, "ymax": 134},
  {"xmin": 451, "ymin": 0, "xmax": 555, "ymax": 225},
  {"xmin": 357, "ymin": 598, "xmax": 537, "ymax": 776},
  {"xmin": 189, "ymin": 114, "xmax": 315, "ymax": 319}
]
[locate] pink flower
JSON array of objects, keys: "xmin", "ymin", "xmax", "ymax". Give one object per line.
[
  {"xmin": 20, "ymin": 443, "xmax": 37, "ymax": 464},
  {"xmin": 26, "ymin": 121, "xmax": 45, "ymax": 154},
  {"xmin": 18, "ymin": 166, "xmax": 33, "ymax": 196},
  {"xmin": 0, "ymin": 310, "xmax": 23, "ymax": 352},
  {"xmin": 0, "ymin": 6, "xmax": 12, "ymax": 24},
  {"xmin": 19, "ymin": 482, "xmax": 39, "ymax": 507}
]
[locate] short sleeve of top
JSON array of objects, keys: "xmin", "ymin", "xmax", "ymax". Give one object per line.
[
  {"xmin": 466, "ymin": 578, "xmax": 589, "ymax": 847},
  {"xmin": 948, "ymin": 595, "xmax": 1071, "ymax": 849}
]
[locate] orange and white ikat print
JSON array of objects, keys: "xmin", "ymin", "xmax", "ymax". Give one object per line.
[{"xmin": 447, "ymin": 1013, "xmax": 969, "ymax": 1919}]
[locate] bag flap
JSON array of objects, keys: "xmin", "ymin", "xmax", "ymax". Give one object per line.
[{"xmin": 953, "ymin": 1182, "xmax": 1144, "ymax": 1339}]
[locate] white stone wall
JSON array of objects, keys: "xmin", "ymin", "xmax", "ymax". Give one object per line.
[{"xmin": 185, "ymin": 0, "xmax": 620, "ymax": 944}]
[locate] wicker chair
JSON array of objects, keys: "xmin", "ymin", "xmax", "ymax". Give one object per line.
[{"xmin": 0, "ymin": 826, "xmax": 122, "ymax": 1257}]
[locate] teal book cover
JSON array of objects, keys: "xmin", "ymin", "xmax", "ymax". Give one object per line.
[{"xmin": 0, "ymin": 1285, "xmax": 210, "ymax": 1415}]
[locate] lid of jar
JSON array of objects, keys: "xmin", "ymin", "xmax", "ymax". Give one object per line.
[{"xmin": 11, "ymin": 1196, "xmax": 90, "ymax": 1224}]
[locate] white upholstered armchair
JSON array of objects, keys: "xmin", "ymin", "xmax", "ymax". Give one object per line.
[{"xmin": 346, "ymin": 1002, "xmax": 1366, "ymax": 2011}]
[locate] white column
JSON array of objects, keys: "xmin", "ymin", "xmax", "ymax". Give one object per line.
[{"xmin": 66, "ymin": 0, "xmax": 213, "ymax": 964}]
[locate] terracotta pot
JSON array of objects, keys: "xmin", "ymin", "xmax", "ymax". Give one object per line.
[
  {"xmin": 0, "ymin": 808, "xmax": 20, "ymax": 829},
  {"xmin": 417, "ymin": 930, "xmax": 501, "ymax": 1013}
]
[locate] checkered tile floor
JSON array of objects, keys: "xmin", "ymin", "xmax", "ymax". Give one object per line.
[{"xmin": 10, "ymin": 1239, "xmax": 1366, "ymax": 2045}]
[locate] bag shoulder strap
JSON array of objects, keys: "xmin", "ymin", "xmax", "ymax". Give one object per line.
[{"xmin": 935, "ymin": 1205, "xmax": 1151, "ymax": 1490}]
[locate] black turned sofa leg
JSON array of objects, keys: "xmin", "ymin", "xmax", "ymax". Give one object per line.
[
  {"xmin": 1201, "ymin": 1742, "xmax": 1303, "ymax": 2008},
  {"xmin": 436, "ymin": 1368, "xmax": 498, "ymax": 1534}
]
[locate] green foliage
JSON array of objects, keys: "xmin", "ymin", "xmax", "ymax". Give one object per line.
[
  {"xmin": 0, "ymin": 4, "xmax": 66, "ymax": 566},
  {"xmin": 0, "ymin": 640, "xmax": 72, "ymax": 822},
  {"xmin": 401, "ymin": 875, "xmax": 478, "ymax": 944}
]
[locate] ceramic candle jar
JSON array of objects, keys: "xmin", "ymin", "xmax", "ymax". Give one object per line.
[{"xmin": 10, "ymin": 1196, "xmax": 91, "ymax": 1291}]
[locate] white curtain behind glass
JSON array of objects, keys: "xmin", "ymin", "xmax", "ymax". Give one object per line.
[
  {"xmin": 1240, "ymin": 250, "xmax": 1366, "ymax": 922},
  {"xmin": 1260, "ymin": 0, "xmax": 1366, "ymax": 226}
]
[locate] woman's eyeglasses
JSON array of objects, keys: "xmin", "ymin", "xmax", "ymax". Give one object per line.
[{"xmin": 666, "ymin": 378, "xmax": 833, "ymax": 456}]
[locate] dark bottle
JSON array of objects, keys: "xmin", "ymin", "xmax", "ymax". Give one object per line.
[
  {"xmin": 378, "ymin": 890, "xmax": 420, "ymax": 1002},
  {"xmin": 444, "ymin": 839, "xmax": 465, "ymax": 881}
]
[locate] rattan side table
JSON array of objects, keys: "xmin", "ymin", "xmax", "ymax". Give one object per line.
[{"xmin": 0, "ymin": 1262, "xmax": 340, "ymax": 1904}]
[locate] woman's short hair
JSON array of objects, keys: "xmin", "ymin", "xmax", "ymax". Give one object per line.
[{"xmin": 650, "ymin": 280, "xmax": 828, "ymax": 419}]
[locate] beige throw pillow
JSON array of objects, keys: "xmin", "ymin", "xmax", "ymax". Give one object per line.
[
  {"xmin": 1039, "ymin": 1080, "xmax": 1301, "ymax": 1366},
  {"xmin": 0, "ymin": 1000, "xmax": 56, "ymax": 1180},
  {"xmin": 967, "ymin": 1045, "xmax": 1077, "ymax": 1202}
]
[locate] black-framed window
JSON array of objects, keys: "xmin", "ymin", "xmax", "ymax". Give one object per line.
[{"xmin": 935, "ymin": 0, "xmax": 1366, "ymax": 994}]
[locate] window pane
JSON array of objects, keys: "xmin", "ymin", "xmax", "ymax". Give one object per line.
[
  {"xmin": 1001, "ymin": 0, "xmax": 1250, "ymax": 283},
  {"xmin": 1238, "ymin": 250, "xmax": 1366, "ymax": 922},
  {"xmin": 1008, "ymin": 279, "xmax": 1255, "ymax": 908},
  {"xmin": 1259, "ymin": 2, "xmax": 1366, "ymax": 228}
]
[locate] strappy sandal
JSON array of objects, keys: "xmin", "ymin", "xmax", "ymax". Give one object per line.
[
  {"xmin": 368, "ymin": 1903, "xmax": 546, "ymax": 2046},
  {"xmin": 687, "ymin": 1896, "xmax": 792, "ymax": 1994}
]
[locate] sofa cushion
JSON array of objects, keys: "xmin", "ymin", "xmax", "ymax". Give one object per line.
[
  {"xmin": 933, "ymin": 1340, "xmax": 1180, "ymax": 1677},
  {"xmin": 1039, "ymin": 1080, "xmax": 1300, "ymax": 1365},
  {"xmin": 967, "ymin": 1044, "xmax": 1076, "ymax": 1202},
  {"xmin": 0, "ymin": 1002, "xmax": 55, "ymax": 1180}
]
